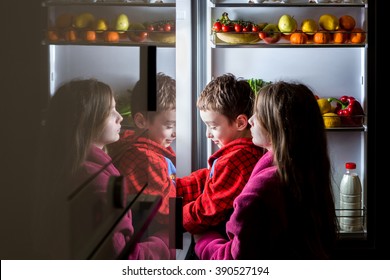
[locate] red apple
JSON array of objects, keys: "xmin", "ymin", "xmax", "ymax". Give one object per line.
[
  {"xmin": 259, "ymin": 23, "xmax": 281, "ymax": 44},
  {"xmin": 128, "ymin": 31, "xmax": 148, "ymax": 42}
]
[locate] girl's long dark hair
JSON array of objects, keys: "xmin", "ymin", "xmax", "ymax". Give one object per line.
[{"xmin": 255, "ymin": 81, "xmax": 338, "ymax": 258}]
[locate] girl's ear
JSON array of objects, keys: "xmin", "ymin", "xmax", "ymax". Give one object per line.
[
  {"xmin": 236, "ymin": 114, "xmax": 249, "ymax": 131},
  {"xmin": 133, "ymin": 112, "xmax": 147, "ymax": 129}
]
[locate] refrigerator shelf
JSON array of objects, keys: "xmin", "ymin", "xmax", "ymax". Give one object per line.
[
  {"xmin": 42, "ymin": 1, "xmax": 176, "ymax": 7},
  {"xmin": 209, "ymin": 0, "xmax": 365, "ymax": 8},
  {"xmin": 211, "ymin": 33, "xmax": 366, "ymax": 47},
  {"xmin": 325, "ymin": 125, "xmax": 366, "ymax": 131},
  {"xmin": 335, "ymin": 206, "xmax": 367, "ymax": 238}
]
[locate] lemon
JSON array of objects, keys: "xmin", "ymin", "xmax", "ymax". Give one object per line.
[
  {"xmin": 323, "ymin": 113, "xmax": 341, "ymax": 128},
  {"xmin": 301, "ymin": 18, "xmax": 318, "ymax": 35},
  {"xmin": 319, "ymin": 14, "xmax": 339, "ymax": 31},
  {"xmin": 317, "ymin": 98, "xmax": 332, "ymax": 115}
]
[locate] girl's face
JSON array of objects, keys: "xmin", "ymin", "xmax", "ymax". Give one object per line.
[
  {"xmin": 248, "ymin": 113, "xmax": 272, "ymax": 150},
  {"xmin": 95, "ymin": 98, "xmax": 123, "ymax": 149},
  {"xmin": 147, "ymin": 109, "xmax": 176, "ymax": 148},
  {"xmin": 199, "ymin": 110, "xmax": 240, "ymax": 148}
]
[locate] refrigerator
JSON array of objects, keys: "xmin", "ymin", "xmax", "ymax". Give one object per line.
[{"xmin": 0, "ymin": 0, "xmax": 380, "ymax": 259}]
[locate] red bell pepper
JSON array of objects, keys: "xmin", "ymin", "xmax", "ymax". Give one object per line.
[{"xmin": 328, "ymin": 96, "xmax": 364, "ymax": 126}]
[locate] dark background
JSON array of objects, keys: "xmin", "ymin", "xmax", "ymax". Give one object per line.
[{"xmin": 0, "ymin": 0, "xmax": 386, "ymax": 259}]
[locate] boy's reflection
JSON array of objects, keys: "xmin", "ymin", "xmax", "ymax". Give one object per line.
[{"xmin": 108, "ymin": 72, "xmax": 177, "ymax": 259}]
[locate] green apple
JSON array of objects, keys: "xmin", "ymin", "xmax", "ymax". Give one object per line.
[
  {"xmin": 115, "ymin": 13, "xmax": 130, "ymax": 33},
  {"xmin": 259, "ymin": 23, "xmax": 281, "ymax": 44},
  {"xmin": 278, "ymin": 14, "xmax": 297, "ymax": 35}
]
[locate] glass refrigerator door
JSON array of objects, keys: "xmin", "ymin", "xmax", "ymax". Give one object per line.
[{"xmin": 40, "ymin": 0, "xmax": 193, "ymax": 259}]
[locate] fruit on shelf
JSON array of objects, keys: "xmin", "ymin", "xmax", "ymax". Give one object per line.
[
  {"xmin": 339, "ymin": 15, "xmax": 356, "ymax": 31},
  {"xmin": 317, "ymin": 98, "xmax": 332, "ymax": 115},
  {"xmin": 333, "ymin": 29, "xmax": 348, "ymax": 44},
  {"xmin": 73, "ymin": 12, "xmax": 95, "ymax": 29},
  {"xmin": 278, "ymin": 14, "xmax": 297, "ymax": 35},
  {"xmin": 301, "ymin": 18, "xmax": 318, "ymax": 35},
  {"xmin": 55, "ymin": 13, "xmax": 73, "ymax": 29},
  {"xmin": 65, "ymin": 29, "xmax": 78, "ymax": 41},
  {"xmin": 128, "ymin": 23, "xmax": 148, "ymax": 42},
  {"xmin": 95, "ymin": 18, "xmax": 109, "ymax": 33},
  {"xmin": 323, "ymin": 113, "xmax": 341, "ymax": 128},
  {"xmin": 313, "ymin": 31, "xmax": 330, "ymax": 44},
  {"xmin": 47, "ymin": 30, "xmax": 59, "ymax": 41},
  {"xmin": 259, "ymin": 23, "xmax": 281, "ymax": 44},
  {"xmin": 350, "ymin": 28, "xmax": 366, "ymax": 44},
  {"xmin": 319, "ymin": 14, "xmax": 339, "ymax": 31},
  {"xmin": 104, "ymin": 31, "xmax": 120, "ymax": 42},
  {"xmin": 84, "ymin": 30, "xmax": 96, "ymax": 42},
  {"xmin": 147, "ymin": 20, "xmax": 176, "ymax": 43},
  {"xmin": 115, "ymin": 13, "xmax": 130, "ymax": 33},
  {"xmin": 289, "ymin": 32, "xmax": 308, "ymax": 44}
]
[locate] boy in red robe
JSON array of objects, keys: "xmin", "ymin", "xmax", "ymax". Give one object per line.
[
  {"xmin": 176, "ymin": 73, "xmax": 265, "ymax": 237},
  {"xmin": 108, "ymin": 72, "xmax": 176, "ymax": 259}
]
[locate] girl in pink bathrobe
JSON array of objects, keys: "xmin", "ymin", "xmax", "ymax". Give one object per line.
[
  {"xmin": 35, "ymin": 79, "xmax": 170, "ymax": 259},
  {"xmin": 194, "ymin": 81, "xmax": 338, "ymax": 260}
]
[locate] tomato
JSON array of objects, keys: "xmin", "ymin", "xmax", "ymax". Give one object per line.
[
  {"xmin": 252, "ymin": 24, "xmax": 259, "ymax": 32},
  {"xmin": 234, "ymin": 23, "xmax": 242, "ymax": 32},
  {"xmin": 243, "ymin": 23, "xmax": 252, "ymax": 32},
  {"xmin": 222, "ymin": 24, "xmax": 230, "ymax": 32},
  {"xmin": 147, "ymin": 24, "xmax": 154, "ymax": 32},
  {"xmin": 164, "ymin": 23, "xmax": 172, "ymax": 32},
  {"xmin": 213, "ymin": 21, "xmax": 222, "ymax": 32},
  {"xmin": 259, "ymin": 31, "xmax": 267, "ymax": 40}
]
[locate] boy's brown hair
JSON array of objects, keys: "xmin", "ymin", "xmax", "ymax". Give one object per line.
[
  {"xmin": 196, "ymin": 73, "xmax": 254, "ymax": 125},
  {"xmin": 130, "ymin": 72, "xmax": 176, "ymax": 121}
]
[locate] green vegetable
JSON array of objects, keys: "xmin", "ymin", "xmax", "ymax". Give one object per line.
[{"xmin": 247, "ymin": 78, "xmax": 272, "ymax": 95}]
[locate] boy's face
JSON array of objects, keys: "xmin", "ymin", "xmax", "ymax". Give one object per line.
[
  {"xmin": 200, "ymin": 110, "xmax": 241, "ymax": 148},
  {"xmin": 146, "ymin": 109, "xmax": 176, "ymax": 148}
]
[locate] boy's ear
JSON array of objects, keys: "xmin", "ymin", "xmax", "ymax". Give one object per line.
[
  {"xmin": 236, "ymin": 114, "xmax": 249, "ymax": 131},
  {"xmin": 133, "ymin": 112, "xmax": 147, "ymax": 129}
]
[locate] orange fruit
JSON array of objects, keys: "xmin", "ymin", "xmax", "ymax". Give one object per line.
[
  {"xmin": 350, "ymin": 28, "xmax": 366, "ymax": 44},
  {"xmin": 65, "ymin": 29, "xmax": 77, "ymax": 41},
  {"xmin": 313, "ymin": 31, "xmax": 330, "ymax": 44},
  {"xmin": 47, "ymin": 30, "xmax": 59, "ymax": 41},
  {"xmin": 104, "ymin": 31, "xmax": 120, "ymax": 42},
  {"xmin": 84, "ymin": 30, "xmax": 96, "ymax": 42},
  {"xmin": 290, "ymin": 32, "xmax": 308, "ymax": 44},
  {"xmin": 333, "ymin": 29, "xmax": 348, "ymax": 44},
  {"xmin": 339, "ymin": 15, "xmax": 356, "ymax": 31}
]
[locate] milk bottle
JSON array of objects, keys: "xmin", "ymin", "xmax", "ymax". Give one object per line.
[{"xmin": 339, "ymin": 162, "xmax": 363, "ymax": 232}]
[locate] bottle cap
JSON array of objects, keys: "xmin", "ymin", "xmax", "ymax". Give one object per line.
[{"xmin": 345, "ymin": 162, "xmax": 356, "ymax": 169}]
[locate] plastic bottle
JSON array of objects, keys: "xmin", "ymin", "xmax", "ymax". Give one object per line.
[{"xmin": 339, "ymin": 162, "xmax": 363, "ymax": 232}]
